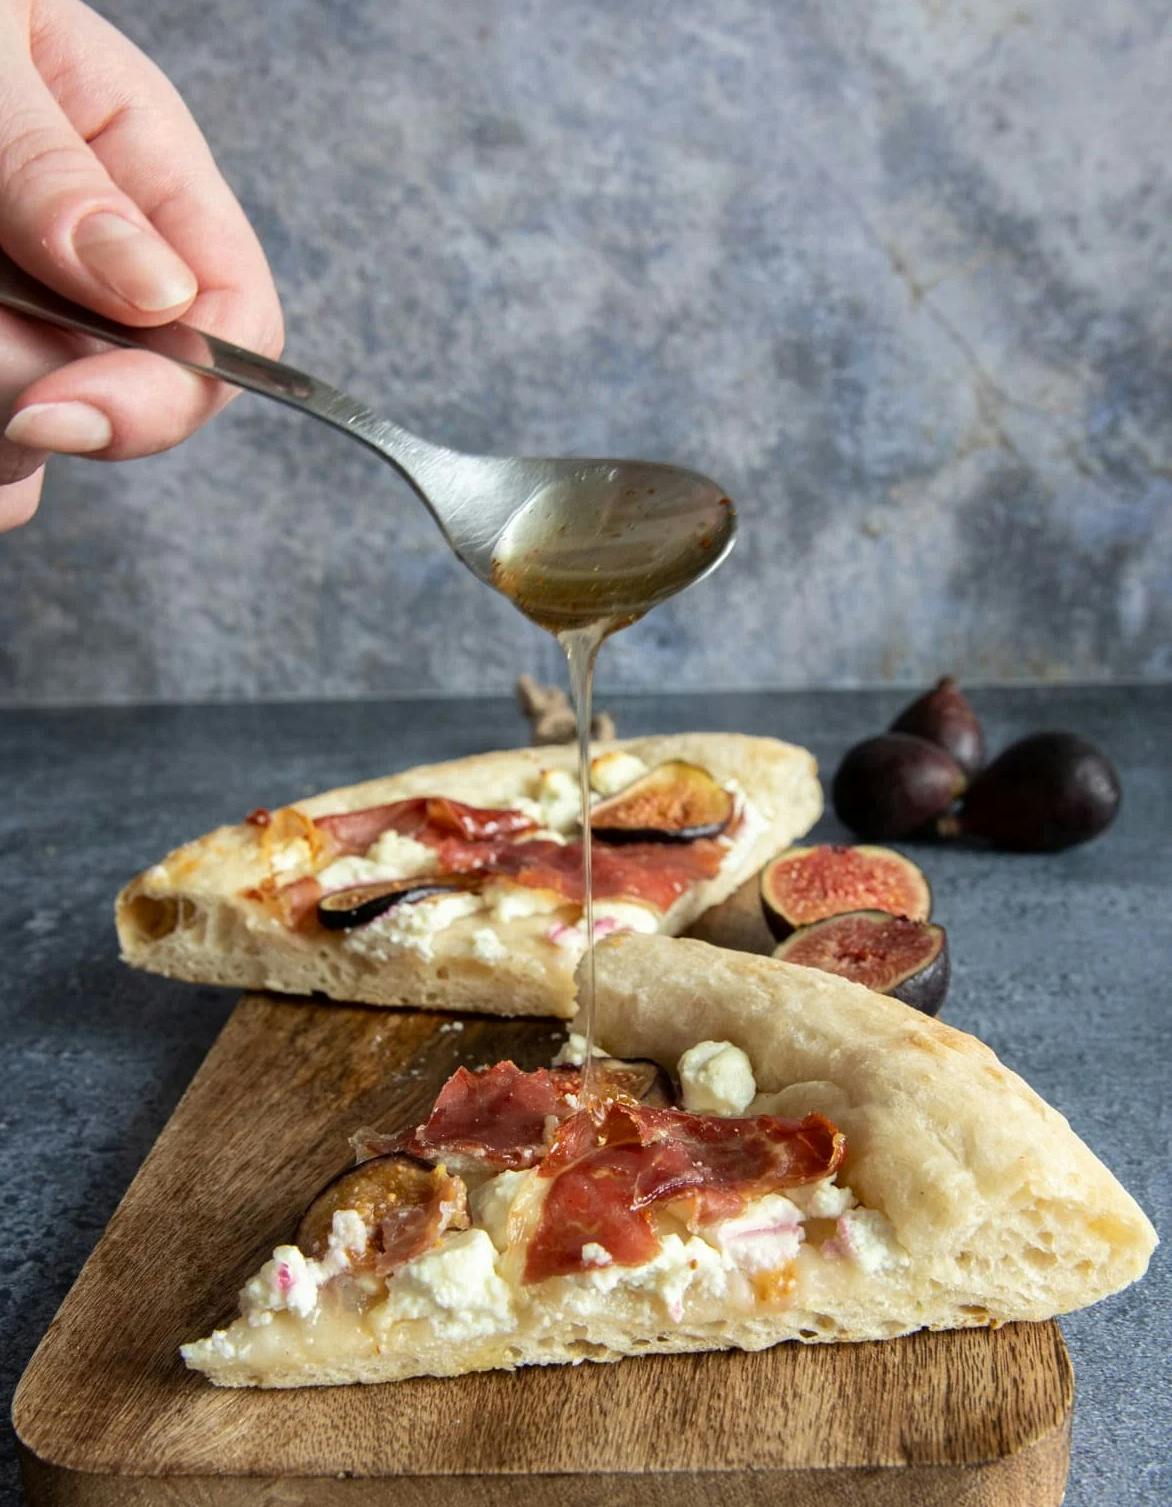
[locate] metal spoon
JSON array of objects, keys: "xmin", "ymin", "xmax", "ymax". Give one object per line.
[{"xmin": 0, "ymin": 253, "xmax": 735, "ymax": 628}]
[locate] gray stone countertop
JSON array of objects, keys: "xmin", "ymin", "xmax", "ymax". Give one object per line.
[{"xmin": 2, "ymin": 685, "xmax": 1168, "ymax": 1505}]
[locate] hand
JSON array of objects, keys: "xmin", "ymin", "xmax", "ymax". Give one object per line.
[{"xmin": 0, "ymin": 0, "xmax": 283, "ymax": 529}]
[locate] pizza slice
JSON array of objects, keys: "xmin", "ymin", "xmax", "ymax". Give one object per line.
[
  {"xmin": 181, "ymin": 934, "xmax": 1155, "ymax": 1387},
  {"xmin": 116, "ymin": 733, "xmax": 819, "ymax": 1018}
]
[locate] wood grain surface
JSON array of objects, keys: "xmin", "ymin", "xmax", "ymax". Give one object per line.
[{"xmin": 14, "ymin": 884, "xmax": 1073, "ymax": 1504}]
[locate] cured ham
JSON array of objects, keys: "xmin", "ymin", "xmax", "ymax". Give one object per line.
[
  {"xmin": 315, "ymin": 798, "xmax": 535, "ymax": 857},
  {"xmin": 393, "ymin": 1061, "xmax": 583, "ymax": 1170},
  {"xmin": 354, "ymin": 1059, "xmax": 670, "ymax": 1168},
  {"xmin": 525, "ymin": 1102, "xmax": 845, "ymax": 1282},
  {"xmin": 489, "ymin": 838, "xmax": 724, "ymax": 910},
  {"xmin": 371, "ymin": 1164, "xmax": 469, "ymax": 1276}
]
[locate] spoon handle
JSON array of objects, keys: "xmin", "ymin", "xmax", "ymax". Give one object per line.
[{"xmin": 0, "ymin": 250, "xmax": 434, "ymax": 481}]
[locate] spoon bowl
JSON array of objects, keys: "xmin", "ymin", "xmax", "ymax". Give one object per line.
[{"xmin": 0, "ymin": 252, "xmax": 736, "ymax": 625}]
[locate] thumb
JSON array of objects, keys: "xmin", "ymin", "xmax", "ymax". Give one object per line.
[{"xmin": 0, "ymin": 65, "xmax": 198, "ymax": 323}]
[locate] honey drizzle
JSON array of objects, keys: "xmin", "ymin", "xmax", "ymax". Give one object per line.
[{"xmin": 559, "ymin": 625, "xmax": 606, "ymax": 1105}]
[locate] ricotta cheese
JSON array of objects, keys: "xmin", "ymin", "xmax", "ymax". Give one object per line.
[
  {"xmin": 790, "ymin": 1176, "xmax": 856, "ymax": 1220},
  {"xmin": 317, "ymin": 831, "xmax": 436, "ymax": 893},
  {"xmin": 567, "ymin": 1232, "xmax": 731, "ymax": 1323},
  {"xmin": 342, "ymin": 892, "xmax": 484, "ymax": 961},
  {"xmin": 485, "ymin": 881, "xmax": 564, "ymax": 923},
  {"xmin": 677, "ymin": 1040, "xmax": 757, "ymax": 1116},
  {"xmin": 372, "ymin": 1228, "xmax": 515, "ymax": 1342},
  {"xmin": 705, "ymin": 1193, "xmax": 805, "ymax": 1271},
  {"xmin": 589, "ymin": 751, "xmax": 648, "ymax": 796},
  {"xmin": 239, "ymin": 1208, "xmax": 367, "ymax": 1325},
  {"xmin": 832, "ymin": 1208, "xmax": 908, "ymax": 1274},
  {"xmin": 514, "ymin": 768, "xmax": 582, "ymax": 834}
]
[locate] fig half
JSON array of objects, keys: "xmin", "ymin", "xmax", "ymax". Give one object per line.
[
  {"xmin": 297, "ymin": 1153, "xmax": 468, "ymax": 1272},
  {"xmin": 317, "ymin": 875, "xmax": 480, "ymax": 931},
  {"xmin": 774, "ymin": 910, "xmax": 950, "ymax": 1016},
  {"xmin": 590, "ymin": 760, "xmax": 733, "ymax": 843},
  {"xmin": 832, "ymin": 733, "xmax": 965, "ymax": 840},
  {"xmin": 760, "ymin": 844, "xmax": 931, "ymax": 941},
  {"xmin": 891, "ymin": 676, "xmax": 984, "ymax": 782},
  {"xmin": 945, "ymin": 731, "xmax": 1120, "ymax": 852}
]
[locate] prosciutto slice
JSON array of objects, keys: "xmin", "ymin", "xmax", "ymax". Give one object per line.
[
  {"xmin": 315, "ymin": 798, "xmax": 535, "ymax": 856},
  {"xmin": 525, "ymin": 1102, "xmax": 845, "ymax": 1282},
  {"xmin": 489, "ymin": 837, "xmax": 724, "ymax": 910},
  {"xmin": 389, "ymin": 1061, "xmax": 584, "ymax": 1171},
  {"xmin": 354, "ymin": 1059, "xmax": 671, "ymax": 1170}
]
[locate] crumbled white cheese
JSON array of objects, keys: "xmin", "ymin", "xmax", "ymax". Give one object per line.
[
  {"xmin": 471, "ymin": 927, "xmax": 507, "ymax": 963},
  {"xmin": 568, "ymin": 1233, "xmax": 730, "ymax": 1323},
  {"xmin": 677, "ymin": 1040, "xmax": 757, "ymax": 1116},
  {"xmin": 789, "ymin": 1176, "xmax": 856, "ymax": 1220},
  {"xmin": 833, "ymin": 1208, "xmax": 908, "ymax": 1273},
  {"xmin": 580, "ymin": 1241, "xmax": 613, "ymax": 1267},
  {"xmin": 516, "ymin": 768, "xmax": 582, "ymax": 833},
  {"xmin": 373, "ymin": 1228, "xmax": 515, "ymax": 1341},
  {"xmin": 317, "ymin": 832, "xmax": 436, "ymax": 892},
  {"xmin": 367, "ymin": 830, "xmax": 438, "ymax": 874},
  {"xmin": 239, "ymin": 1208, "xmax": 368, "ymax": 1324},
  {"xmin": 551, "ymin": 1031, "xmax": 607, "ymax": 1067},
  {"xmin": 315, "ymin": 855, "xmax": 385, "ymax": 891},
  {"xmin": 342, "ymin": 892, "xmax": 483, "ymax": 961},
  {"xmin": 705, "ymin": 1194, "xmax": 805, "ymax": 1271},
  {"xmin": 589, "ymin": 751, "xmax": 648, "ymax": 796},
  {"xmin": 485, "ymin": 881, "xmax": 564, "ymax": 923}
]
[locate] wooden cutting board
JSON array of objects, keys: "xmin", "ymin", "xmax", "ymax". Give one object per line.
[{"xmin": 14, "ymin": 881, "xmax": 1073, "ymax": 1506}]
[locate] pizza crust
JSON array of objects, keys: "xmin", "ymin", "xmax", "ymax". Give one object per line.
[
  {"xmin": 184, "ymin": 936, "xmax": 1155, "ymax": 1389},
  {"xmin": 589, "ymin": 934, "xmax": 1157, "ymax": 1324},
  {"xmin": 115, "ymin": 733, "xmax": 821, "ymax": 1018}
]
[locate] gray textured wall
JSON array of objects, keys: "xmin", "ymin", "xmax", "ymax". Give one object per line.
[{"xmin": 1, "ymin": 0, "xmax": 1169, "ymax": 704}]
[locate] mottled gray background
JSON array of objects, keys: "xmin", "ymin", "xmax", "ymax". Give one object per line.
[{"xmin": 1, "ymin": 0, "xmax": 1169, "ymax": 703}]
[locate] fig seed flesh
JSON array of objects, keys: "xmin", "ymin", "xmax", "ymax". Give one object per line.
[
  {"xmin": 952, "ymin": 731, "xmax": 1120, "ymax": 852},
  {"xmin": 760, "ymin": 843, "xmax": 931, "ymax": 941},
  {"xmin": 774, "ymin": 910, "xmax": 949, "ymax": 1016},
  {"xmin": 890, "ymin": 676, "xmax": 984, "ymax": 782},
  {"xmin": 590, "ymin": 759, "xmax": 733, "ymax": 843},
  {"xmin": 296, "ymin": 1153, "xmax": 467, "ymax": 1267},
  {"xmin": 832, "ymin": 733, "xmax": 966, "ymax": 840}
]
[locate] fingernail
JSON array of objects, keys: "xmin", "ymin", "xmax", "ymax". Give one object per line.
[
  {"xmin": 5, "ymin": 402, "xmax": 113, "ymax": 453},
  {"xmin": 73, "ymin": 211, "xmax": 197, "ymax": 313}
]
